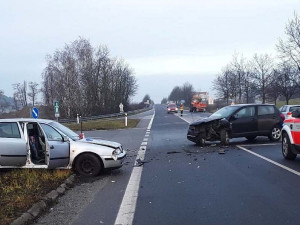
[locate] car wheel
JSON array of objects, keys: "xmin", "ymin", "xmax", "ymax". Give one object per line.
[
  {"xmin": 220, "ymin": 129, "xmax": 229, "ymax": 145},
  {"xmin": 196, "ymin": 135, "xmax": 205, "ymax": 146},
  {"xmin": 75, "ymin": 153, "xmax": 102, "ymax": 177},
  {"xmin": 282, "ymin": 133, "xmax": 296, "ymax": 160},
  {"xmin": 269, "ymin": 125, "xmax": 281, "ymax": 141},
  {"xmin": 246, "ymin": 136, "xmax": 257, "ymax": 141}
]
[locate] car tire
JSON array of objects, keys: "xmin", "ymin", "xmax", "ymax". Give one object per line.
[
  {"xmin": 269, "ymin": 125, "xmax": 281, "ymax": 141},
  {"xmin": 220, "ymin": 129, "xmax": 229, "ymax": 145},
  {"xmin": 196, "ymin": 135, "xmax": 205, "ymax": 146},
  {"xmin": 75, "ymin": 153, "xmax": 102, "ymax": 177},
  {"xmin": 282, "ymin": 133, "xmax": 296, "ymax": 160},
  {"xmin": 246, "ymin": 136, "xmax": 257, "ymax": 141}
]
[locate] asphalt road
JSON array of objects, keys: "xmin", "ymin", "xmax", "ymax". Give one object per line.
[
  {"xmin": 33, "ymin": 109, "xmax": 154, "ymax": 225},
  {"xmin": 33, "ymin": 104, "xmax": 300, "ymax": 225},
  {"xmin": 133, "ymin": 105, "xmax": 300, "ymax": 225}
]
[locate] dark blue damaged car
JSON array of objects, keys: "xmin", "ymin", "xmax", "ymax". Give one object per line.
[{"xmin": 187, "ymin": 104, "xmax": 284, "ymax": 146}]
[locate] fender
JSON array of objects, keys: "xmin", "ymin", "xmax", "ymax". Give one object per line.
[{"xmin": 282, "ymin": 124, "xmax": 294, "ymax": 144}]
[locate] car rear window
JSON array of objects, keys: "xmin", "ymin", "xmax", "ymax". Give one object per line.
[
  {"xmin": 0, "ymin": 122, "xmax": 21, "ymax": 138},
  {"xmin": 289, "ymin": 106, "xmax": 300, "ymax": 112},
  {"xmin": 258, "ymin": 106, "xmax": 275, "ymax": 115}
]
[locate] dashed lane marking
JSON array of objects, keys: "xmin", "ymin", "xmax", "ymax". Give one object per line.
[
  {"xmin": 114, "ymin": 110, "xmax": 155, "ymax": 225},
  {"xmin": 237, "ymin": 145, "xmax": 300, "ymax": 177}
]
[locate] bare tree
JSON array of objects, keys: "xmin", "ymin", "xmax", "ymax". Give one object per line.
[
  {"xmin": 28, "ymin": 82, "xmax": 39, "ymax": 106},
  {"xmin": 181, "ymin": 82, "xmax": 194, "ymax": 106},
  {"xmin": 277, "ymin": 12, "xmax": 300, "ymax": 73},
  {"xmin": 41, "ymin": 37, "xmax": 137, "ymax": 118},
  {"xmin": 12, "ymin": 81, "xmax": 28, "ymax": 107},
  {"xmin": 231, "ymin": 53, "xmax": 247, "ymax": 103},
  {"xmin": 250, "ymin": 53, "xmax": 274, "ymax": 103},
  {"xmin": 168, "ymin": 86, "xmax": 181, "ymax": 104},
  {"xmin": 275, "ymin": 63, "xmax": 298, "ymax": 104}
]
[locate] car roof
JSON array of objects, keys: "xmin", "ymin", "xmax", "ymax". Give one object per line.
[
  {"xmin": 0, "ymin": 118, "xmax": 54, "ymax": 124},
  {"xmin": 283, "ymin": 105, "xmax": 300, "ymax": 107},
  {"xmin": 228, "ymin": 103, "xmax": 275, "ymax": 107}
]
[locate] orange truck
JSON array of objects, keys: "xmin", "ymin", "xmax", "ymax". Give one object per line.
[{"xmin": 189, "ymin": 92, "xmax": 208, "ymax": 112}]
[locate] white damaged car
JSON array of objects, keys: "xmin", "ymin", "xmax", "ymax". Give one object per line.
[{"xmin": 0, "ymin": 118, "xmax": 126, "ymax": 176}]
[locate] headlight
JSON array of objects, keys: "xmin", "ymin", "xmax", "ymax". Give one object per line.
[
  {"xmin": 168, "ymin": 108, "xmax": 170, "ymax": 111},
  {"xmin": 175, "ymin": 108, "xmax": 178, "ymax": 110},
  {"xmin": 113, "ymin": 148, "xmax": 122, "ymax": 155}
]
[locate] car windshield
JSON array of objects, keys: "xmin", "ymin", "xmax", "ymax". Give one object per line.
[
  {"xmin": 49, "ymin": 122, "xmax": 80, "ymax": 141},
  {"xmin": 169, "ymin": 104, "xmax": 176, "ymax": 108},
  {"xmin": 210, "ymin": 106, "xmax": 239, "ymax": 118}
]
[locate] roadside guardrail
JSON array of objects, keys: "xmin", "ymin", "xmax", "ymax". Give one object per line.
[{"xmin": 59, "ymin": 105, "xmax": 153, "ymax": 123}]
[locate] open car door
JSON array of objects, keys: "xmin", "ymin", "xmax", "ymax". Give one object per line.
[
  {"xmin": 0, "ymin": 122, "xmax": 27, "ymax": 167},
  {"xmin": 40, "ymin": 123, "xmax": 70, "ymax": 169}
]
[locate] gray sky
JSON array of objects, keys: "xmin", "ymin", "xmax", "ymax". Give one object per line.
[{"xmin": 1, "ymin": 0, "xmax": 299, "ymax": 103}]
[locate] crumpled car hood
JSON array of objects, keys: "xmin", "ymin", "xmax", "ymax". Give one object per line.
[
  {"xmin": 190, "ymin": 117, "xmax": 224, "ymax": 126},
  {"xmin": 77, "ymin": 138, "xmax": 120, "ymax": 149}
]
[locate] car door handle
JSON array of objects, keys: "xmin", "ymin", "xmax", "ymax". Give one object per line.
[{"xmin": 50, "ymin": 145, "xmax": 54, "ymax": 149}]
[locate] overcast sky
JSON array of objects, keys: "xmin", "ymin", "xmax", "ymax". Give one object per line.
[{"xmin": 1, "ymin": 0, "xmax": 299, "ymax": 103}]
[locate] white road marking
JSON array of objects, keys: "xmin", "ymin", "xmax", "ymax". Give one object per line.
[
  {"xmin": 114, "ymin": 111, "xmax": 155, "ymax": 225},
  {"xmin": 143, "ymin": 138, "xmax": 148, "ymax": 142},
  {"xmin": 240, "ymin": 143, "xmax": 280, "ymax": 147},
  {"xmin": 237, "ymin": 145, "xmax": 300, "ymax": 177},
  {"xmin": 174, "ymin": 113, "xmax": 191, "ymax": 124},
  {"xmin": 141, "ymin": 142, "xmax": 148, "ymax": 146}
]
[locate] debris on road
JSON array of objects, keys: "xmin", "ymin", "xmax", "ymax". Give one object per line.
[
  {"xmin": 218, "ymin": 150, "xmax": 226, "ymax": 154},
  {"xmin": 167, "ymin": 151, "xmax": 181, "ymax": 154},
  {"xmin": 135, "ymin": 158, "xmax": 150, "ymax": 167}
]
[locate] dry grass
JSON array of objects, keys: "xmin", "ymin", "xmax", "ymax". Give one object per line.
[
  {"xmin": 275, "ymin": 98, "xmax": 300, "ymax": 108},
  {"xmin": 0, "ymin": 169, "xmax": 72, "ymax": 225},
  {"xmin": 65, "ymin": 118, "xmax": 140, "ymax": 131}
]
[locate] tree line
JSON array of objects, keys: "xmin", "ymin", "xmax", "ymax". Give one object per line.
[
  {"xmin": 8, "ymin": 38, "xmax": 138, "ymax": 118},
  {"xmin": 164, "ymin": 82, "xmax": 194, "ymax": 105},
  {"xmin": 213, "ymin": 12, "xmax": 300, "ymax": 105},
  {"xmin": 42, "ymin": 38, "xmax": 138, "ymax": 118}
]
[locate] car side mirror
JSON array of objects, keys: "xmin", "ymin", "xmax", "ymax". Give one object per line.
[
  {"xmin": 292, "ymin": 110, "xmax": 300, "ymax": 118},
  {"xmin": 62, "ymin": 135, "xmax": 70, "ymax": 142}
]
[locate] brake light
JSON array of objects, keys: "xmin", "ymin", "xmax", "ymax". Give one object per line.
[
  {"xmin": 79, "ymin": 133, "xmax": 85, "ymax": 139},
  {"xmin": 280, "ymin": 114, "xmax": 285, "ymax": 120},
  {"xmin": 287, "ymin": 112, "xmax": 292, "ymax": 118}
]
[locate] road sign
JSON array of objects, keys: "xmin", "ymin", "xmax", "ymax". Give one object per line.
[
  {"xmin": 119, "ymin": 103, "xmax": 124, "ymax": 113},
  {"xmin": 32, "ymin": 107, "xmax": 39, "ymax": 119},
  {"xmin": 54, "ymin": 101, "xmax": 60, "ymax": 118}
]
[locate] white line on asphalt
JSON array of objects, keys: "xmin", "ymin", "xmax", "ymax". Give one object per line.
[
  {"xmin": 114, "ymin": 110, "xmax": 155, "ymax": 225},
  {"xmin": 141, "ymin": 142, "xmax": 148, "ymax": 146},
  {"xmin": 240, "ymin": 143, "xmax": 280, "ymax": 147},
  {"xmin": 174, "ymin": 113, "xmax": 191, "ymax": 124},
  {"xmin": 237, "ymin": 145, "xmax": 300, "ymax": 177},
  {"xmin": 143, "ymin": 138, "xmax": 148, "ymax": 142}
]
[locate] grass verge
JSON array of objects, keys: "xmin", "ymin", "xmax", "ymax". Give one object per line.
[
  {"xmin": 275, "ymin": 98, "xmax": 300, "ymax": 108},
  {"xmin": 64, "ymin": 118, "xmax": 140, "ymax": 131},
  {"xmin": 0, "ymin": 169, "xmax": 72, "ymax": 225}
]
